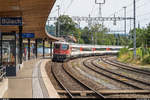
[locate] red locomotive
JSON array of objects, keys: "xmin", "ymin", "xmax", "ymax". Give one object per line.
[{"xmin": 52, "ymin": 42, "xmax": 71, "ymax": 62}]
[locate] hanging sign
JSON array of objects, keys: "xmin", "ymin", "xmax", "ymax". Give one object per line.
[
  {"xmin": 0, "ymin": 17, "xmax": 22, "ymax": 26},
  {"xmin": 22, "ymin": 33, "xmax": 35, "ymax": 38}
]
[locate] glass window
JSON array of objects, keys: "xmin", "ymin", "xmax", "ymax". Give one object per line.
[
  {"xmin": 1, "ymin": 33, "xmax": 16, "ymax": 66},
  {"xmin": 54, "ymin": 44, "xmax": 60, "ymax": 49},
  {"xmin": 2, "ymin": 41, "xmax": 16, "ymax": 66},
  {"xmin": 61, "ymin": 44, "xmax": 69, "ymax": 50}
]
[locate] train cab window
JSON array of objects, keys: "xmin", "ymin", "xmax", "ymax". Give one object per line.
[
  {"xmin": 54, "ymin": 44, "xmax": 61, "ymax": 49},
  {"xmin": 61, "ymin": 44, "xmax": 69, "ymax": 50}
]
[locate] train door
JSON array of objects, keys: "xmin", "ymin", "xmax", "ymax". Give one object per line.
[{"xmin": 0, "ymin": 32, "xmax": 17, "ymax": 76}]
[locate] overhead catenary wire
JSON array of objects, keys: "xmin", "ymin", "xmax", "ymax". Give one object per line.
[
  {"xmin": 137, "ymin": 11, "xmax": 150, "ymax": 17},
  {"xmin": 107, "ymin": 0, "xmax": 147, "ymax": 34},
  {"xmin": 90, "ymin": 2, "xmax": 96, "ymax": 16},
  {"xmin": 63, "ymin": 0, "xmax": 74, "ymax": 15},
  {"xmin": 126, "ymin": 0, "xmax": 150, "ymax": 15},
  {"xmin": 48, "ymin": 0, "xmax": 150, "ymax": 33},
  {"xmin": 108, "ymin": 0, "xmax": 143, "ymax": 17}
]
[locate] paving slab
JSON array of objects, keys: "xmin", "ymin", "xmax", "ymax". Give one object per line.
[
  {"xmin": 0, "ymin": 78, "xmax": 8, "ymax": 98},
  {"xmin": 3, "ymin": 59, "xmax": 39, "ymax": 98},
  {"xmin": 3, "ymin": 58, "xmax": 60, "ymax": 98},
  {"xmin": 40, "ymin": 59, "xmax": 60, "ymax": 98}
]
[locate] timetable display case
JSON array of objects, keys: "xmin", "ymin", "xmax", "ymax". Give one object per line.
[{"xmin": 0, "ymin": 32, "xmax": 17, "ymax": 76}]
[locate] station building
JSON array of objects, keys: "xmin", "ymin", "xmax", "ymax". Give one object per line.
[
  {"xmin": 0, "ymin": 0, "xmax": 60, "ymax": 97},
  {"xmin": 0, "ymin": 0, "xmax": 58, "ymax": 76}
]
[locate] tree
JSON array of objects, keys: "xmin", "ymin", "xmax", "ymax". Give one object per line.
[
  {"xmin": 129, "ymin": 27, "xmax": 147, "ymax": 48},
  {"xmin": 81, "ymin": 27, "xmax": 91, "ymax": 44},
  {"xmin": 146, "ymin": 23, "xmax": 150, "ymax": 47},
  {"xmin": 90, "ymin": 24, "xmax": 108, "ymax": 45},
  {"xmin": 55, "ymin": 15, "xmax": 77, "ymax": 36}
]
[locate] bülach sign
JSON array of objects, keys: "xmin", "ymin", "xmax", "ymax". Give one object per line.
[{"xmin": 0, "ymin": 17, "xmax": 22, "ymax": 26}]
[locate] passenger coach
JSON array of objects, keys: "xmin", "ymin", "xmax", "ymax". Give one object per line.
[{"xmin": 52, "ymin": 41, "xmax": 123, "ymax": 62}]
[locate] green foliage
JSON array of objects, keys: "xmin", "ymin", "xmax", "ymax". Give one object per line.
[
  {"xmin": 129, "ymin": 24, "xmax": 150, "ymax": 48},
  {"xmin": 55, "ymin": 15, "xmax": 77, "ymax": 36},
  {"xmin": 119, "ymin": 48, "xmax": 129, "ymax": 57},
  {"xmin": 119, "ymin": 47, "xmax": 150, "ymax": 65},
  {"xmin": 141, "ymin": 48, "xmax": 150, "ymax": 64},
  {"xmin": 142, "ymin": 55, "xmax": 150, "ymax": 64},
  {"xmin": 79, "ymin": 38, "xmax": 84, "ymax": 44},
  {"xmin": 81, "ymin": 27, "xmax": 91, "ymax": 44},
  {"xmin": 50, "ymin": 14, "xmax": 150, "ymax": 46}
]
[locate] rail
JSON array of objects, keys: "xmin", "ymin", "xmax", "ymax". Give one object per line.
[
  {"xmin": 83, "ymin": 58, "xmax": 143, "ymax": 90},
  {"xmin": 0, "ymin": 65, "xmax": 6, "ymax": 81},
  {"xmin": 51, "ymin": 63, "xmax": 74, "ymax": 98},
  {"xmin": 63, "ymin": 62, "xmax": 105, "ymax": 98}
]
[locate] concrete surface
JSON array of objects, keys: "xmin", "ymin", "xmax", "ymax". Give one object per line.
[
  {"xmin": 0, "ymin": 78, "xmax": 8, "ymax": 98},
  {"xmin": 3, "ymin": 59, "xmax": 38, "ymax": 98},
  {"xmin": 2, "ymin": 58, "xmax": 60, "ymax": 98},
  {"xmin": 40, "ymin": 59, "xmax": 60, "ymax": 98}
]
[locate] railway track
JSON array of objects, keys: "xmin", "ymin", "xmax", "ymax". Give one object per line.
[
  {"xmin": 51, "ymin": 62, "xmax": 105, "ymax": 98},
  {"xmin": 101, "ymin": 57, "xmax": 150, "ymax": 76},
  {"xmin": 83, "ymin": 58, "xmax": 150, "ymax": 90}
]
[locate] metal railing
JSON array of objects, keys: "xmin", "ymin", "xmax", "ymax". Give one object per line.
[{"xmin": 0, "ymin": 66, "xmax": 6, "ymax": 81}]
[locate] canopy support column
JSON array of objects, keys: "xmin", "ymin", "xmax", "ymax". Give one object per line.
[
  {"xmin": 35, "ymin": 39, "xmax": 38, "ymax": 59},
  {"xmin": 43, "ymin": 40, "xmax": 45, "ymax": 58},
  {"xmin": 28, "ymin": 39, "xmax": 30, "ymax": 60},
  {"xmin": 50, "ymin": 41, "xmax": 52, "ymax": 58},
  {"xmin": 19, "ymin": 26, "xmax": 23, "ymax": 64}
]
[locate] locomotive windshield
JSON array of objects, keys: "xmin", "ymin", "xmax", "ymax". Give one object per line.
[
  {"xmin": 54, "ymin": 44, "xmax": 61, "ymax": 49},
  {"xmin": 61, "ymin": 44, "xmax": 69, "ymax": 50}
]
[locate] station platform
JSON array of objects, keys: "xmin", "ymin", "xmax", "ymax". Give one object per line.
[
  {"xmin": 0, "ymin": 78, "xmax": 8, "ymax": 97},
  {"xmin": 2, "ymin": 58, "xmax": 60, "ymax": 98}
]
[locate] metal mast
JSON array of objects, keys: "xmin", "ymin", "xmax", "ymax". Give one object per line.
[
  {"xmin": 95, "ymin": 0, "xmax": 105, "ymax": 45},
  {"xmin": 57, "ymin": 5, "xmax": 60, "ymax": 37},
  {"xmin": 123, "ymin": 6, "xmax": 127, "ymax": 39},
  {"xmin": 133, "ymin": 0, "xmax": 136, "ymax": 59}
]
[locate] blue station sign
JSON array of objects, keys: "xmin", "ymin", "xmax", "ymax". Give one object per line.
[
  {"xmin": 22, "ymin": 33, "xmax": 35, "ymax": 38},
  {"xmin": 0, "ymin": 17, "xmax": 22, "ymax": 26}
]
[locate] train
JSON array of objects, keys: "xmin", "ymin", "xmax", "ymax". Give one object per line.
[{"xmin": 52, "ymin": 41, "xmax": 123, "ymax": 62}]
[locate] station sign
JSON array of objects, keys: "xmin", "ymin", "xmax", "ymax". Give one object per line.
[
  {"xmin": 22, "ymin": 33, "xmax": 35, "ymax": 38},
  {"xmin": 0, "ymin": 17, "xmax": 22, "ymax": 26}
]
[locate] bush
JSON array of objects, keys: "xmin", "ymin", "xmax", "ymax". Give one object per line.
[
  {"xmin": 136, "ymin": 48, "xmax": 143, "ymax": 60},
  {"xmin": 142, "ymin": 55, "xmax": 150, "ymax": 64},
  {"xmin": 118, "ymin": 47, "xmax": 150, "ymax": 65},
  {"xmin": 118, "ymin": 48, "xmax": 129, "ymax": 57}
]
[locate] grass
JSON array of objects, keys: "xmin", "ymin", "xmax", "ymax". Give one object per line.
[{"xmin": 118, "ymin": 47, "xmax": 150, "ymax": 66}]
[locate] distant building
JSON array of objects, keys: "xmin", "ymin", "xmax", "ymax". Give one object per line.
[{"xmin": 61, "ymin": 35, "xmax": 77, "ymax": 43}]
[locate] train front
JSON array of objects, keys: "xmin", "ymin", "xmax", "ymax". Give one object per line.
[{"xmin": 52, "ymin": 42, "xmax": 71, "ymax": 62}]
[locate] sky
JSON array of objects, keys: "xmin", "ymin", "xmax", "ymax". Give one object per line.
[{"xmin": 48, "ymin": 0, "xmax": 150, "ymax": 34}]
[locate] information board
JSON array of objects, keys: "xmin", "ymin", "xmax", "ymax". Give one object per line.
[{"xmin": 22, "ymin": 33, "xmax": 35, "ymax": 38}]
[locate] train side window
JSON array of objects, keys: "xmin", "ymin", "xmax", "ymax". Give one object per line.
[
  {"xmin": 61, "ymin": 44, "xmax": 69, "ymax": 50},
  {"xmin": 54, "ymin": 44, "xmax": 60, "ymax": 49}
]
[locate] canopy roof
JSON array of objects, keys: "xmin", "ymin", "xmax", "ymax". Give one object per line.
[{"xmin": 0, "ymin": 0, "xmax": 58, "ymax": 41}]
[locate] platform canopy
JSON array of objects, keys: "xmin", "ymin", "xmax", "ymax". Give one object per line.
[{"xmin": 0, "ymin": 0, "xmax": 59, "ymax": 41}]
